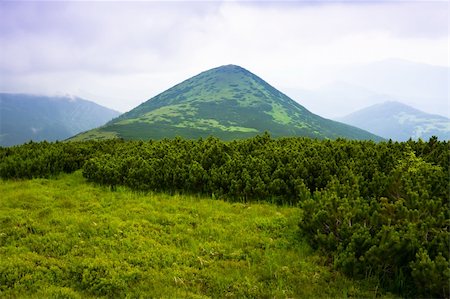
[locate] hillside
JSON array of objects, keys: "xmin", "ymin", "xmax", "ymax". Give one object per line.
[
  {"xmin": 71, "ymin": 65, "xmax": 382, "ymax": 141},
  {"xmin": 0, "ymin": 93, "xmax": 121, "ymax": 147},
  {"xmin": 337, "ymin": 101, "xmax": 450, "ymax": 141}
]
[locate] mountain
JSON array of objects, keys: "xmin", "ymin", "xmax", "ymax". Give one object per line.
[
  {"xmin": 0, "ymin": 93, "xmax": 121, "ymax": 146},
  {"xmin": 285, "ymin": 82, "xmax": 399, "ymax": 119},
  {"xmin": 338, "ymin": 59, "xmax": 449, "ymax": 117},
  {"xmin": 337, "ymin": 101, "xmax": 450, "ymax": 141},
  {"xmin": 71, "ymin": 65, "xmax": 382, "ymax": 141},
  {"xmin": 284, "ymin": 59, "xmax": 449, "ymax": 119}
]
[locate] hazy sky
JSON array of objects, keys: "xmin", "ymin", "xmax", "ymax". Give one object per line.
[{"xmin": 0, "ymin": 0, "xmax": 448, "ymax": 115}]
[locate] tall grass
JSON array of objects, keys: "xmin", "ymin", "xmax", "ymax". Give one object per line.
[{"xmin": 0, "ymin": 172, "xmax": 389, "ymax": 298}]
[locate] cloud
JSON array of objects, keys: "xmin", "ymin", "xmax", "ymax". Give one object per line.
[
  {"xmin": 0, "ymin": 1, "xmax": 448, "ymax": 113},
  {"xmin": 0, "ymin": 2, "xmax": 220, "ymax": 74}
]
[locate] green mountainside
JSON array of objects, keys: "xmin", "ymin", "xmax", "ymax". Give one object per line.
[
  {"xmin": 0, "ymin": 93, "xmax": 120, "ymax": 146},
  {"xmin": 72, "ymin": 65, "xmax": 382, "ymax": 141},
  {"xmin": 337, "ymin": 101, "xmax": 450, "ymax": 141}
]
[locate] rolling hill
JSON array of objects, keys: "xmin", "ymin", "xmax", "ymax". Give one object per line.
[
  {"xmin": 337, "ymin": 101, "xmax": 450, "ymax": 141},
  {"xmin": 71, "ymin": 65, "xmax": 381, "ymax": 141},
  {"xmin": 0, "ymin": 93, "xmax": 121, "ymax": 146}
]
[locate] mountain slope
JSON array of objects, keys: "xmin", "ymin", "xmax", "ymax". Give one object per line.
[
  {"xmin": 72, "ymin": 65, "xmax": 381, "ymax": 141},
  {"xmin": 0, "ymin": 93, "xmax": 121, "ymax": 146},
  {"xmin": 337, "ymin": 101, "xmax": 450, "ymax": 141}
]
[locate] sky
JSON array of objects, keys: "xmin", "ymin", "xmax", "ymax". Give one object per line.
[{"xmin": 0, "ymin": 0, "xmax": 448, "ymax": 117}]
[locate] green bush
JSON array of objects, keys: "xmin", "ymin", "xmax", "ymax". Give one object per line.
[{"xmin": 300, "ymin": 150, "xmax": 449, "ymax": 297}]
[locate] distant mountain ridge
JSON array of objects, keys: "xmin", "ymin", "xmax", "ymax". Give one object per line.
[
  {"xmin": 286, "ymin": 59, "xmax": 449, "ymax": 119},
  {"xmin": 0, "ymin": 93, "xmax": 121, "ymax": 146},
  {"xmin": 71, "ymin": 65, "xmax": 382, "ymax": 141},
  {"xmin": 337, "ymin": 101, "xmax": 450, "ymax": 141}
]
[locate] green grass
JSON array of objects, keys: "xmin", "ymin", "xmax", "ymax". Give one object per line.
[
  {"xmin": 0, "ymin": 172, "xmax": 389, "ymax": 298},
  {"xmin": 267, "ymin": 102, "xmax": 292, "ymax": 125},
  {"xmin": 174, "ymin": 119, "xmax": 258, "ymax": 133},
  {"xmin": 68, "ymin": 129, "xmax": 119, "ymax": 142}
]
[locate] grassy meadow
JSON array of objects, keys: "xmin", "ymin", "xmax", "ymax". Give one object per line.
[{"xmin": 0, "ymin": 171, "xmax": 388, "ymax": 298}]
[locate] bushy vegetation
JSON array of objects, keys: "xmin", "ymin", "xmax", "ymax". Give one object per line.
[
  {"xmin": 0, "ymin": 140, "xmax": 115, "ymax": 179},
  {"xmin": 301, "ymin": 150, "xmax": 449, "ymax": 297},
  {"xmin": 1, "ymin": 135, "xmax": 448, "ymax": 297},
  {"xmin": 0, "ymin": 172, "xmax": 383, "ymax": 298}
]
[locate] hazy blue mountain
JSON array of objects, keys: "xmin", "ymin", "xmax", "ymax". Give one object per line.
[
  {"xmin": 337, "ymin": 101, "xmax": 450, "ymax": 141},
  {"xmin": 339, "ymin": 59, "xmax": 449, "ymax": 117},
  {"xmin": 285, "ymin": 59, "xmax": 449, "ymax": 119},
  {"xmin": 71, "ymin": 65, "xmax": 382, "ymax": 142},
  {"xmin": 286, "ymin": 82, "xmax": 400, "ymax": 119},
  {"xmin": 0, "ymin": 93, "xmax": 121, "ymax": 146}
]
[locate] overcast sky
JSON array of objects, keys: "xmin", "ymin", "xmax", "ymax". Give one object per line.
[{"xmin": 0, "ymin": 0, "xmax": 448, "ymax": 115}]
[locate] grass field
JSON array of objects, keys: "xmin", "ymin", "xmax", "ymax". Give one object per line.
[{"xmin": 0, "ymin": 172, "xmax": 389, "ymax": 298}]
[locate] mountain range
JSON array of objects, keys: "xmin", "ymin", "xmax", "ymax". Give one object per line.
[
  {"xmin": 0, "ymin": 93, "xmax": 120, "ymax": 146},
  {"xmin": 71, "ymin": 65, "xmax": 382, "ymax": 142},
  {"xmin": 337, "ymin": 101, "xmax": 450, "ymax": 141}
]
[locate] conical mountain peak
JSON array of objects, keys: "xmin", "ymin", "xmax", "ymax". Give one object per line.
[
  {"xmin": 213, "ymin": 64, "xmax": 249, "ymax": 73},
  {"xmin": 216, "ymin": 64, "xmax": 244, "ymax": 69},
  {"xmin": 71, "ymin": 66, "xmax": 382, "ymax": 141}
]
